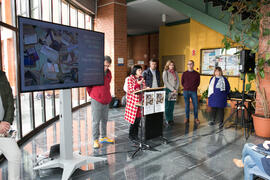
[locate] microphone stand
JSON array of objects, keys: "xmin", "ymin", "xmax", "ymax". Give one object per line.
[{"xmin": 131, "ymin": 81, "xmax": 158, "ymax": 158}]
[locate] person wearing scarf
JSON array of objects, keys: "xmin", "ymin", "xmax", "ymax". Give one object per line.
[
  {"xmin": 162, "ymin": 60, "xmax": 180, "ymax": 126},
  {"xmin": 207, "ymin": 67, "xmax": 230, "ymax": 128}
]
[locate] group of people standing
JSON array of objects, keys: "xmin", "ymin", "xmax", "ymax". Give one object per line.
[
  {"xmin": 124, "ymin": 59, "xmax": 204, "ymax": 142},
  {"xmin": 123, "ymin": 59, "xmax": 232, "ymax": 142},
  {"xmin": 85, "ymin": 56, "xmax": 231, "ymax": 148},
  {"xmin": 0, "ymin": 55, "xmax": 232, "ymax": 179}
]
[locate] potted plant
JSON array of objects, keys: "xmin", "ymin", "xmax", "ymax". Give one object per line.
[
  {"xmin": 201, "ymin": 88, "xmax": 208, "ymax": 104},
  {"xmin": 223, "ymin": 0, "xmax": 270, "ymax": 137}
]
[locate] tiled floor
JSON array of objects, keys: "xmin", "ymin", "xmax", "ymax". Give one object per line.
[{"xmin": 0, "ymin": 97, "xmax": 265, "ymax": 180}]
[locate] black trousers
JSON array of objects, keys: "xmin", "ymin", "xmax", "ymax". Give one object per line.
[
  {"xmin": 129, "ymin": 118, "xmax": 141, "ymax": 138},
  {"xmin": 211, "ymin": 107, "xmax": 224, "ymax": 125}
]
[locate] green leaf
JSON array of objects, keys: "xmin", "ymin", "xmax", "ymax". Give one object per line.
[
  {"xmin": 219, "ymin": 13, "xmax": 225, "ymax": 20},
  {"xmin": 266, "ymin": 59, "xmax": 270, "ymax": 66},
  {"xmin": 234, "ymin": 35, "xmax": 240, "ymax": 42},
  {"xmin": 258, "ymin": 58, "xmax": 265, "ymax": 67},
  {"xmin": 228, "ymin": 6, "xmax": 234, "ymax": 12},
  {"xmin": 247, "ymin": 73, "xmax": 256, "ymax": 82},
  {"xmin": 259, "ymin": 69, "xmax": 265, "ymax": 79},
  {"xmin": 267, "ymin": 52, "xmax": 270, "ymax": 60},
  {"xmin": 267, "ymin": 40, "xmax": 270, "ymax": 45},
  {"xmin": 246, "ymin": 83, "xmax": 251, "ymax": 91},
  {"xmin": 263, "ymin": 28, "xmax": 270, "ymax": 36}
]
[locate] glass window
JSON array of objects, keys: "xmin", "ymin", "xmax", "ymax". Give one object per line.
[
  {"xmin": 0, "ymin": 26, "xmax": 19, "ymax": 132},
  {"xmin": 42, "ymin": 0, "xmax": 51, "ymax": 21},
  {"xmin": 52, "ymin": 0, "xmax": 61, "ymax": 23},
  {"xmin": 30, "ymin": 0, "xmax": 41, "ymax": 19},
  {"xmin": 55, "ymin": 90, "xmax": 60, "ymax": 115},
  {"xmin": 79, "ymin": 88, "xmax": 86, "ymax": 104},
  {"xmin": 61, "ymin": 1, "xmax": 69, "ymax": 25},
  {"xmin": 70, "ymin": 6, "xmax": 77, "ymax": 27},
  {"xmin": 45, "ymin": 90, "xmax": 54, "ymax": 121},
  {"xmin": 85, "ymin": 14, "xmax": 92, "ymax": 30},
  {"xmin": 34, "ymin": 91, "xmax": 44, "ymax": 127},
  {"xmin": 72, "ymin": 88, "xmax": 79, "ymax": 107},
  {"xmin": 16, "ymin": 0, "xmax": 29, "ymax": 17},
  {"xmin": 78, "ymin": 11, "xmax": 84, "ymax": 28},
  {"xmin": 20, "ymin": 93, "xmax": 32, "ymax": 136},
  {"xmin": 0, "ymin": 0, "xmax": 15, "ymax": 26}
]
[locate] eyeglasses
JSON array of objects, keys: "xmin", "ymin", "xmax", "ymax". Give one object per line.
[{"xmin": 187, "ymin": 63, "xmax": 193, "ymax": 65}]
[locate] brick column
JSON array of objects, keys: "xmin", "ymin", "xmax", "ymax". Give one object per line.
[{"xmin": 94, "ymin": 0, "xmax": 127, "ymax": 99}]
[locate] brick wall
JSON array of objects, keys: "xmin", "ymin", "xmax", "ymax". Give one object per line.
[{"xmin": 95, "ymin": 0, "xmax": 127, "ymax": 99}]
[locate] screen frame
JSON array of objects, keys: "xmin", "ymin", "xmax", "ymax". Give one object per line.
[{"xmin": 18, "ymin": 16, "xmax": 105, "ymax": 93}]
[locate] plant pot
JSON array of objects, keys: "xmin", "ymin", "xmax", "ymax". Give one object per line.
[{"xmin": 252, "ymin": 114, "xmax": 270, "ymax": 138}]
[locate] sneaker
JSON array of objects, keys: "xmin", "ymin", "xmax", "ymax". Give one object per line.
[
  {"xmin": 99, "ymin": 137, "xmax": 114, "ymax": 144},
  {"xmin": 164, "ymin": 121, "xmax": 170, "ymax": 127},
  {"xmin": 93, "ymin": 140, "xmax": 100, "ymax": 149}
]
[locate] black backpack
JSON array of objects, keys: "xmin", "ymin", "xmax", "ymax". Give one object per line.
[{"xmin": 109, "ymin": 97, "xmax": 120, "ymax": 108}]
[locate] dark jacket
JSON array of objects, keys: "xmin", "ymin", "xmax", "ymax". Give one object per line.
[
  {"xmin": 208, "ymin": 76, "xmax": 230, "ymax": 108},
  {"xmin": 142, "ymin": 68, "xmax": 161, "ymax": 88},
  {"xmin": 181, "ymin": 70, "xmax": 200, "ymax": 91},
  {"xmin": 86, "ymin": 69, "xmax": 112, "ymax": 105},
  {"xmin": 0, "ymin": 71, "xmax": 15, "ymax": 124}
]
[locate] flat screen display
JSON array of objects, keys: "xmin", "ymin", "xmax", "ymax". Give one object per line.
[{"xmin": 18, "ymin": 16, "xmax": 104, "ymax": 92}]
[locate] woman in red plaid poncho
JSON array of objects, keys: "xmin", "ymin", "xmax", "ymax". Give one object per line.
[{"xmin": 124, "ymin": 65, "xmax": 146, "ymax": 142}]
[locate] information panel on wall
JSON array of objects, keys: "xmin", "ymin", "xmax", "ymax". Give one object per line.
[
  {"xmin": 200, "ymin": 48, "xmax": 240, "ymax": 76},
  {"xmin": 18, "ymin": 16, "xmax": 104, "ymax": 92}
]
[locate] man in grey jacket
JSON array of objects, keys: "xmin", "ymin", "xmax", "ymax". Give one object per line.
[{"xmin": 0, "ymin": 70, "xmax": 21, "ymax": 180}]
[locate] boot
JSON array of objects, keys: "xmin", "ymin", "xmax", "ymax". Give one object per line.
[
  {"xmin": 129, "ymin": 126, "xmax": 135, "ymax": 140},
  {"xmin": 133, "ymin": 126, "xmax": 139, "ymax": 141}
]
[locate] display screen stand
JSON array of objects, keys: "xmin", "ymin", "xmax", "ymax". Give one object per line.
[{"xmin": 34, "ymin": 89, "xmax": 107, "ymax": 180}]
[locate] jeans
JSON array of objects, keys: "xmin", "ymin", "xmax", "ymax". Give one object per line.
[
  {"xmin": 242, "ymin": 143, "xmax": 270, "ymax": 180},
  {"xmin": 165, "ymin": 88, "xmax": 175, "ymax": 122},
  {"xmin": 183, "ymin": 91, "xmax": 198, "ymax": 119},
  {"xmin": 91, "ymin": 98, "xmax": 109, "ymax": 141},
  {"xmin": 0, "ymin": 137, "xmax": 21, "ymax": 180}
]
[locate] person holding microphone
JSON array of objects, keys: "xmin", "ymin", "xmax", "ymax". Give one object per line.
[{"xmin": 124, "ymin": 65, "xmax": 146, "ymax": 142}]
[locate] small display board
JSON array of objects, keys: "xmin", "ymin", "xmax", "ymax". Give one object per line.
[
  {"xmin": 144, "ymin": 91, "xmax": 165, "ymax": 115},
  {"xmin": 201, "ymin": 48, "xmax": 240, "ymax": 76}
]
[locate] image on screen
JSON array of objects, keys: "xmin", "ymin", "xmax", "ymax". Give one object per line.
[{"xmin": 18, "ymin": 16, "xmax": 104, "ymax": 92}]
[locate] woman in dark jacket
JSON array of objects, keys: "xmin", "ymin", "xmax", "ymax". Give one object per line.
[{"xmin": 207, "ymin": 67, "xmax": 230, "ymax": 128}]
